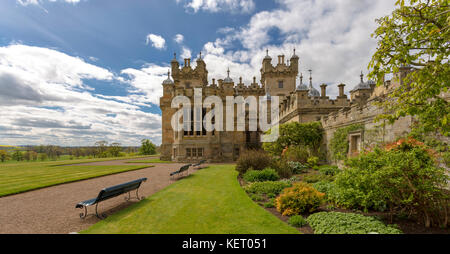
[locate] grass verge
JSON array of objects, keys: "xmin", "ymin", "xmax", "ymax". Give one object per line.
[
  {"xmin": 0, "ymin": 160, "xmax": 152, "ymax": 197},
  {"xmin": 82, "ymin": 165, "xmax": 299, "ymax": 234}
]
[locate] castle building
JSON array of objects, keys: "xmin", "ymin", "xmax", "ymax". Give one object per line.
[{"xmin": 159, "ymin": 50, "xmax": 413, "ymax": 162}]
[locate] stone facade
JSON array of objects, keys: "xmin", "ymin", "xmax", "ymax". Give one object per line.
[{"xmin": 160, "ymin": 50, "xmax": 415, "ymax": 163}]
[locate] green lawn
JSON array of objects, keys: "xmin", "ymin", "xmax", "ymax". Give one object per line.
[
  {"xmin": 82, "ymin": 165, "xmax": 299, "ymax": 234},
  {"xmin": 126, "ymin": 158, "xmax": 174, "ymax": 163},
  {"xmin": 0, "ymin": 158, "xmax": 152, "ymax": 197}
]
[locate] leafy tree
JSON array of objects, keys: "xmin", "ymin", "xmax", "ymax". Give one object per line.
[
  {"xmin": 107, "ymin": 142, "xmax": 122, "ymax": 157},
  {"xmin": 11, "ymin": 150, "xmax": 23, "ymax": 161},
  {"xmin": 368, "ymin": 0, "xmax": 450, "ymax": 136},
  {"xmin": 263, "ymin": 121, "xmax": 324, "ymax": 156},
  {"xmin": 0, "ymin": 150, "xmax": 9, "ymax": 162},
  {"xmin": 139, "ymin": 139, "xmax": 156, "ymax": 155},
  {"xmin": 95, "ymin": 141, "xmax": 108, "ymax": 157}
]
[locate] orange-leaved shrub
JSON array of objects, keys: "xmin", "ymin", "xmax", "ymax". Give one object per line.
[{"xmin": 276, "ymin": 182, "xmax": 325, "ymax": 216}]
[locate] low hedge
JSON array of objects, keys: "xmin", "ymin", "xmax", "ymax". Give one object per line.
[
  {"xmin": 243, "ymin": 168, "xmax": 280, "ymax": 182},
  {"xmin": 244, "ymin": 181, "xmax": 292, "ymax": 196},
  {"xmin": 306, "ymin": 212, "xmax": 402, "ymax": 234}
]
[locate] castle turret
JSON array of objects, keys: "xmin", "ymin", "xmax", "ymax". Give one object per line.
[
  {"xmin": 261, "ymin": 49, "xmax": 298, "ymax": 97},
  {"xmin": 307, "ymin": 69, "xmax": 320, "ymax": 97}
]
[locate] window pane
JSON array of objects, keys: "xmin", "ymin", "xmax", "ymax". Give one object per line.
[
  {"xmin": 186, "ymin": 148, "xmax": 191, "ymax": 157},
  {"xmin": 192, "ymin": 148, "xmax": 197, "ymax": 157}
]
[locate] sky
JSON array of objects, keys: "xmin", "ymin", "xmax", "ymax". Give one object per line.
[{"xmin": 0, "ymin": 0, "xmax": 396, "ymax": 146}]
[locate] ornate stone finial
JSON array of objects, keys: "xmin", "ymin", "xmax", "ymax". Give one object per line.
[
  {"xmin": 266, "ymin": 49, "xmax": 269, "ymax": 56},
  {"xmin": 360, "ymin": 71, "xmax": 364, "ymax": 82},
  {"xmin": 308, "ymin": 69, "xmax": 313, "ymax": 86},
  {"xmin": 167, "ymin": 70, "xmax": 170, "ymax": 78},
  {"xmin": 293, "ymin": 48, "xmax": 296, "ymax": 55},
  {"xmin": 300, "ymin": 73, "xmax": 303, "ymax": 84},
  {"xmin": 227, "ymin": 68, "xmax": 230, "ymax": 77},
  {"xmin": 253, "ymin": 76, "xmax": 256, "ymax": 83},
  {"xmin": 199, "ymin": 51, "xmax": 202, "ymax": 59},
  {"xmin": 174, "ymin": 52, "xmax": 176, "ymax": 59},
  {"xmin": 239, "ymin": 77, "xmax": 242, "ymax": 84}
]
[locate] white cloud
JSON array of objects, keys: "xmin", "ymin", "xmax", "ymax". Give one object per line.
[
  {"xmin": 174, "ymin": 34, "xmax": 184, "ymax": 44},
  {"xmin": 180, "ymin": 47, "xmax": 192, "ymax": 59},
  {"xmin": 194, "ymin": 0, "xmax": 396, "ymax": 97},
  {"xmin": 17, "ymin": 0, "xmax": 81, "ymax": 6},
  {"xmin": 177, "ymin": 0, "xmax": 255, "ymax": 14},
  {"xmin": 0, "ymin": 44, "xmax": 162, "ymax": 146},
  {"xmin": 145, "ymin": 34, "xmax": 166, "ymax": 50}
]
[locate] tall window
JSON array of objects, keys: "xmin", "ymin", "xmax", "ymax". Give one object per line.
[
  {"xmin": 278, "ymin": 80, "xmax": 284, "ymax": 88},
  {"xmin": 186, "ymin": 148, "xmax": 191, "ymax": 157}
]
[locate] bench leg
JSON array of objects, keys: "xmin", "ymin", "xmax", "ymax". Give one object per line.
[
  {"xmin": 95, "ymin": 203, "xmax": 107, "ymax": 219},
  {"xmin": 79, "ymin": 206, "xmax": 88, "ymax": 219}
]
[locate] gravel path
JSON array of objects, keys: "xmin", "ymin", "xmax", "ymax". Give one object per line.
[{"xmin": 0, "ymin": 159, "xmax": 188, "ymax": 234}]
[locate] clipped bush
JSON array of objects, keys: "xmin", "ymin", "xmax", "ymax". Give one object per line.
[
  {"xmin": 276, "ymin": 182, "xmax": 325, "ymax": 216},
  {"xmin": 244, "ymin": 181, "xmax": 292, "ymax": 196},
  {"xmin": 243, "ymin": 168, "xmax": 280, "ymax": 182},
  {"xmin": 306, "ymin": 212, "xmax": 402, "ymax": 234},
  {"xmin": 288, "ymin": 215, "xmax": 307, "ymax": 227},
  {"xmin": 236, "ymin": 149, "xmax": 272, "ymax": 175},
  {"xmin": 288, "ymin": 161, "xmax": 309, "ymax": 174}
]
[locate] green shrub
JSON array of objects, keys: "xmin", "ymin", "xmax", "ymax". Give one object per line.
[
  {"xmin": 276, "ymin": 182, "xmax": 325, "ymax": 216},
  {"xmin": 330, "ymin": 124, "xmax": 364, "ymax": 161},
  {"xmin": 262, "ymin": 122, "xmax": 324, "ymax": 156},
  {"xmin": 442, "ymin": 151, "xmax": 450, "ymax": 167},
  {"xmin": 283, "ymin": 146, "xmax": 310, "ymax": 163},
  {"xmin": 307, "ymin": 156, "xmax": 319, "ymax": 167},
  {"xmin": 236, "ymin": 149, "xmax": 272, "ymax": 175},
  {"xmin": 264, "ymin": 198, "xmax": 275, "ymax": 208},
  {"xmin": 244, "ymin": 181, "xmax": 292, "ymax": 196},
  {"xmin": 306, "ymin": 212, "xmax": 402, "ymax": 234},
  {"xmin": 318, "ymin": 165, "xmax": 341, "ymax": 176},
  {"xmin": 271, "ymin": 159, "xmax": 294, "ymax": 178},
  {"xmin": 288, "ymin": 161, "xmax": 309, "ymax": 174},
  {"xmin": 312, "ymin": 180, "xmax": 335, "ymax": 196},
  {"xmin": 249, "ymin": 193, "xmax": 264, "ymax": 202},
  {"xmin": 302, "ymin": 174, "xmax": 334, "ymax": 184},
  {"xmin": 243, "ymin": 168, "xmax": 280, "ymax": 182},
  {"xmin": 288, "ymin": 215, "xmax": 307, "ymax": 227},
  {"xmin": 329, "ymin": 143, "xmax": 449, "ymax": 227}
]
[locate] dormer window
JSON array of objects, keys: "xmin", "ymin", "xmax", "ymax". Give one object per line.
[{"xmin": 278, "ymin": 81, "xmax": 284, "ymax": 88}]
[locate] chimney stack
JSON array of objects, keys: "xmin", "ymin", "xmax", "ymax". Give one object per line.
[
  {"xmin": 320, "ymin": 84, "xmax": 327, "ymax": 98},
  {"xmin": 338, "ymin": 83, "xmax": 346, "ymax": 97}
]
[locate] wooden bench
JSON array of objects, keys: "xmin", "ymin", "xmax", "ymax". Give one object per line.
[
  {"xmin": 75, "ymin": 178, "xmax": 147, "ymax": 219},
  {"xmin": 192, "ymin": 160, "xmax": 206, "ymax": 169},
  {"xmin": 170, "ymin": 164, "xmax": 191, "ymax": 179}
]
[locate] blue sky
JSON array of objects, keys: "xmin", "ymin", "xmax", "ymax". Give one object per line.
[{"xmin": 0, "ymin": 0, "xmax": 396, "ymax": 146}]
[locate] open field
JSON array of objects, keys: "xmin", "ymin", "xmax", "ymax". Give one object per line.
[
  {"xmin": 82, "ymin": 164, "xmax": 299, "ymax": 234},
  {"xmin": 0, "ymin": 157, "xmax": 156, "ymax": 197}
]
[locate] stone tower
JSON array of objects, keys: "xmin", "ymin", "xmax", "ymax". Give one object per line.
[{"xmin": 260, "ymin": 49, "xmax": 299, "ymax": 97}]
